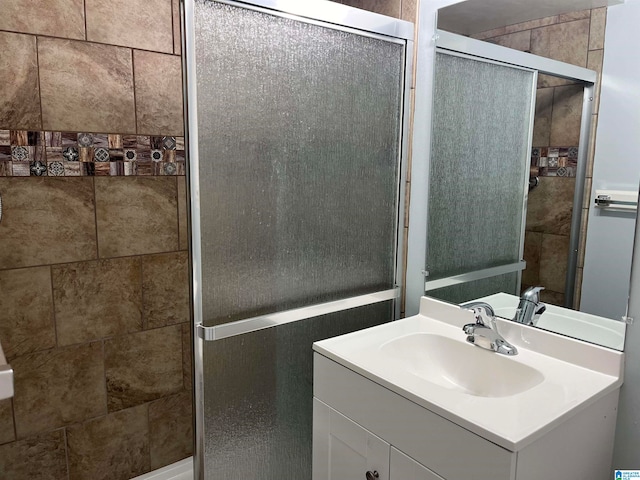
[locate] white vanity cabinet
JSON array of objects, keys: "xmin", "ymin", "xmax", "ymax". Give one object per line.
[
  {"xmin": 312, "ymin": 352, "xmax": 620, "ymax": 480},
  {"xmin": 313, "ymin": 398, "xmax": 442, "ymax": 480},
  {"xmin": 313, "ymin": 399, "xmax": 391, "ymax": 480},
  {"xmin": 390, "ymin": 448, "xmax": 443, "ymax": 480}
]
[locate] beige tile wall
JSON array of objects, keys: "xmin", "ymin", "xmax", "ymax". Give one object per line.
[
  {"xmin": 0, "ymin": 1, "xmax": 191, "ymax": 479},
  {"xmin": 473, "ymin": 9, "xmax": 607, "ymax": 306},
  {"xmin": 0, "ymin": 1, "xmax": 419, "ymax": 478}
]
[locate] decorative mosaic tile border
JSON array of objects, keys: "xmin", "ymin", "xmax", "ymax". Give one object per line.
[
  {"xmin": 0, "ymin": 130, "xmax": 185, "ymax": 177},
  {"xmin": 531, "ymin": 146, "xmax": 579, "ymax": 178}
]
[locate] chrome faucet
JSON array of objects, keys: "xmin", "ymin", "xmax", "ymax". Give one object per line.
[
  {"xmin": 460, "ymin": 302, "xmax": 518, "ymax": 356},
  {"xmin": 513, "ymin": 286, "xmax": 546, "ymax": 325}
]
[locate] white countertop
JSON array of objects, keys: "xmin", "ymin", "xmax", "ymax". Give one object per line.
[{"xmin": 313, "ymin": 296, "xmax": 624, "ymax": 451}]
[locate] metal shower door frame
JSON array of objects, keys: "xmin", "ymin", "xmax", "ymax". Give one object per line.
[
  {"xmin": 418, "ymin": 30, "xmax": 597, "ymax": 307},
  {"xmin": 180, "ymin": 1, "xmax": 414, "ymax": 477}
]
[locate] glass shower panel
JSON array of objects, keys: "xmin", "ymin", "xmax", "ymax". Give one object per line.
[
  {"xmin": 195, "ymin": 1, "xmax": 404, "ymax": 326},
  {"xmin": 426, "ymin": 52, "xmax": 534, "ymax": 289},
  {"xmin": 202, "ymin": 301, "xmax": 394, "ymax": 478},
  {"xmin": 191, "ymin": 1, "xmax": 408, "ymax": 479}
]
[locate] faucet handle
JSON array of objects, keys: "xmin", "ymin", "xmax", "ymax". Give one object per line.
[
  {"xmin": 522, "ymin": 286, "xmax": 544, "ymax": 304},
  {"xmin": 470, "ymin": 306, "xmax": 496, "ymax": 329}
]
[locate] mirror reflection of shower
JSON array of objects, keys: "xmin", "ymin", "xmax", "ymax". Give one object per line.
[{"xmin": 464, "ymin": 11, "xmax": 600, "ymax": 312}]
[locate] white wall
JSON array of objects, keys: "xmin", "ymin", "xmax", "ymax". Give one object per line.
[
  {"xmin": 580, "ymin": 0, "xmax": 640, "ymax": 321},
  {"xmin": 604, "ymin": 0, "xmax": 640, "ymax": 466}
]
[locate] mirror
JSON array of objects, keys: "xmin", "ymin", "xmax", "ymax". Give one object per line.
[{"xmin": 422, "ymin": 0, "xmax": 637, "ymax": 350}]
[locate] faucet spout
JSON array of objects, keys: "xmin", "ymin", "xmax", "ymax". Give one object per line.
[
  {"xmin": 460, "ymin": 303, "xmax": 518, "ymax": 356},
  {"xmin": 513, "ymin": 286, "xmax": 546, "ymax": 325}
]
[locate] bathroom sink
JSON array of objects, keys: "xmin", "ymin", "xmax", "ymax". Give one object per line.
[
  {"xmin": 477, "ymin": 292, "xmax": 626, "ymax": 350},
  {"xmin": 0, "ymin": 339, "xmax": 13, "ymax": 400},
  {"xmin": 380, "ymin": 333, "xmax": 543, "ymax": 397},
  {"xmin": 313, "ymin": 296, "xmax": 623, "ymax": 450}
]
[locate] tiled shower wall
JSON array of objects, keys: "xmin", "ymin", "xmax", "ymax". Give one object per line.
[
  {"xmin": 0, "ymin": 1, "xmax": 420, "ymax": 479},
  {"xmin": 472, "ymin": 8, "xmax": 607, "ymax": 306},
  {"xmin": 0, "ymin": 1, "xmax": 192, "ymax": 479}
]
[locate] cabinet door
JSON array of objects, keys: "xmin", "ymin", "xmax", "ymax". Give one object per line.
[
  {"xmin": 390, "ymin": 447, "xmax": 444, "ymax": 480},
  {"xmin": 313, "ymin": 399, "xmax": 390, "ymax": 480}
]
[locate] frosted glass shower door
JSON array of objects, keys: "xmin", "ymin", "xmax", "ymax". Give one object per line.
[
  {"xmin": 425, "ymin": 52, "xmax": 536, "ymax": 303},
  {"xmin": 184, "ymin": 1, "xmax": 412, "ymax": 479}
]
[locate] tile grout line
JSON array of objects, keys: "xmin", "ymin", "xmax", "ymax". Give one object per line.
[
  {"xmin": 63, "ymin": 426, "xmax": 71, "ymax": 480},
  {"xmin": 34, "ymin": 36, "xmax": 44, "ymax": 134},
  {"xmin": 11, "ymin": 397, "xmax": 17, "ymax": 445},
  {"xmin": 131, "ymin": 49, "xmax": 139, "ymax": 135},
  {"xmin": 0, "ymin": 247, "xmax": 188, "ymax": 274},
  {"xmin": 83, "ymin": 0, "xmax": 88, "ymax": 42},
  {"xmin": 102, "ymin": 340, "xmax": 109, "ymax": 417},
  {"xmin": 49, "ymin": 265, "xmax": 60, "ymax": 348},
  {"xmin": 140, "ymin": 255, "xmax": 147, "ymax": 330},
  {"xmin": 0, "ymin": 28, "xmax": 175, "ymax": 56},
  {"xmin": 171, "ymin": 0, "xmax": 177, "ymax": 55},
  {"xmin": 176, "ymin": 176, "xmax": 181, "ymax": 251},
  {"xmin": 92, "ymin": 177, "xmax": 100, "ymax": 260}
]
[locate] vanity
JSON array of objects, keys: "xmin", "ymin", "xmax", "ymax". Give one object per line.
[{"xmin": 312, "ymin": 296, "xmax": 624, "ymax": 479}]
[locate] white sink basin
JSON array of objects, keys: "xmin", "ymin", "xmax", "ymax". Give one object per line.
[
  {"xmin": 380, "ymin": 333, "xmax": 543, "ymax": 397},
  {"xmin": 477, "ymin": 292, "xmax": 626, "ymax": 350},
  {"xmin": 0, "ymin": 340, "xmax": 14, "ymax": 400},
  {"xmin": 313, "ymin": 296, "xmax": 623, "ymax": 450}
]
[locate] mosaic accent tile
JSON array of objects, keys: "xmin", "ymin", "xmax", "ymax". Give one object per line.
[
  {"xmin": 108, "ymin": 134, "xmax": 122, "ymax": 148},
  {"xmin": 0, "ymin": 161, "xmax": 11, "ymax": 176},
  {"xmin": 0, "ymin": 146, "xmax": 11, "ymax": 160},
  {"xmin": 45, "ymin": 131, "xmax": 62, "ymax": 147},
  {"xmin": 124, "ymin": 149, "xmax": 137, "ymax": 161},
  {"xmin": 93, "ymin": 134, "xmax": 108, "ymax": 148},
  {"xmin": 62, "ymin": 146, "xmax": 79, "ymax": 162},
  {"xmin": 77, "ymin": 132, "xmax": 94, "ymax": 147},
  {"xmin": 12, "ymin": 146, "xmax": 29, "ymax": 162},
  {"xmin": 109, "ymin": 148, "xmax": 124, "ymax": 162},
  {"xmin": 163, "ymin": 163, "xmax": 177, "ymax": 176},
  {"xmin": 30, "ymin": 161, "xmax": 48, "ymax": 176},
  {"xmin": 12, "ymin": 163, "xmax": 30, "ymax": 176},
  {"xmin": 10, "ymin": 131, "xmax": 28, "ymax": 146},
  {"xmin": 94, "ymin": 147, "xmax": 110, "ymax": 162},
  {"xmin": 64, "ymin": 161, "xmax": 81, "ymax": 176},
  {"xmin": 0, "ymin": 130, "xmax": 186, "ymax": 176},
  {"xmin": 61, "ymin": 132, "xmax": 78, "ymax": 146},
  {"xmin": 48, "ymin": 161, "xmax": 64, "ymax": 176},
  {"xmin": 137, "ymin": 150, "xmax": 151, "ymax": 162},
  {"xmin": 95, "ymin": 163, "xmax": 111, "ymax": 176},
  {"xmin": 532, "ymin": 146, "xmax": 579, "ymax": 178},
  {"xmin": 136, "ymin": 162, "xmax": 152, "ymax": 176},
  {"xmin": 162, "ymin": 136, "xmax": 176, "ymax": 150},
  {"xmin": 79, "ymin": 147, "xmax": 94, "ymax": 162}
]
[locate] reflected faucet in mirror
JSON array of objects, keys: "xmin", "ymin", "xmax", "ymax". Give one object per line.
[{"xmin": 514, "ymin": 286, "xmax": 546, "ymax": 326}]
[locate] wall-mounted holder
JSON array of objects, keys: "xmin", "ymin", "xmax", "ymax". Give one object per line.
[{"xmin": 594, "ymin": 190, "xmax": 638, "ymax": 212}]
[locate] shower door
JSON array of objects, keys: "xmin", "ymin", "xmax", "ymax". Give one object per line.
[
  {"xmin": 424, "ymin": 51, "xmax": 537, "ymax": 303},
  {"xmin": 183, "ymin": 1, "xmax": 413, "ymax": 478}
]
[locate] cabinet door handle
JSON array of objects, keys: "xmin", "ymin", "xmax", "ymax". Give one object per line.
[{"xmin": 365, "ymin": 471, "xmax": 379, "ymax": 480}]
